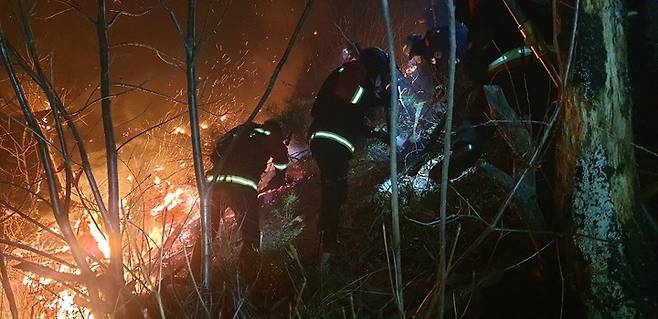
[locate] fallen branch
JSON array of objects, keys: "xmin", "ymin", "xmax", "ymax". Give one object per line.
[{"xmin": 476, "ymin": 160, "xmax": 544, "ymax": 230}]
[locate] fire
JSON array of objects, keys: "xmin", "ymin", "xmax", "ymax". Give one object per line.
[
  {"xmin": 173, "ymin": 126, "xmax": 186, "ymax": 134},
  {"xmin": 151, "ymin": 187, "xmax": 189, "ymax": 216},
  {"xmin": 147, "ymin": 184, "xmax": 198, "ymax": 247},
  {"xmin": 6, "ymin": 122, "xmax": 205, "ymax": 317},
  {"xmin": 50, "ymin": 289, "xmax": 91, "ymax": 319},
  {"xmin": 88, "ymin": 221, "xmax": 111, "ymax": 259}
]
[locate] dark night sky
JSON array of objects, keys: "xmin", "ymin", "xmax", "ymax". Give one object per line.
[{"xmin": 1, "ymin": 0, "xmax": 428, "ymax": 128}]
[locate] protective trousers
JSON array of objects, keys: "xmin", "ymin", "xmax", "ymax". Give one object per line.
[
  {"xmin": 310, "ymin": 138, "xmax": 352, "ymax": 252},
  {"xmin": 209, "ymin": 183, "xmax": 260, "ymax": 249},
  {"xmin": 191, "ymin": 183, "xmax": 259, "ymax": 280}
]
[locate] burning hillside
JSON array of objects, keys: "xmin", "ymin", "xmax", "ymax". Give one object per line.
[{"xmin": 1, "ymin": 0, "xmax": 657, "ymax": 318}]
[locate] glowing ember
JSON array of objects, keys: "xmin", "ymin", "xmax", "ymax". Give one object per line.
[
  {"xmin": 173, "ymin": 126, "xmax": 186, "ymax": 134},
  {"xmin": 151, "ymin": 187, "xmax": 193, "ymax": 216}
]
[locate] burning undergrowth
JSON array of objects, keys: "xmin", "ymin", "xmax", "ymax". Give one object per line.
[
  {"xmin": 2, "ymin": 144, "xmax": 317, "ymax": 318},
  {"xmin": 4, "ymin": 172, "xmax": 200, "ymax": 318}
]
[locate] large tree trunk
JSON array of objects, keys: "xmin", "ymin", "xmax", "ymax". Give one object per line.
[{"xmin": 555, "ymin": 0, "xmax": 654, "ymax": 317}]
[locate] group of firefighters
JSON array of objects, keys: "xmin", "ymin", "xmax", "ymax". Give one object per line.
[
  {"xmin": 194, "ymin": 1, "xmax": 534, "ymax": 279},
  {"xmin": 197, "ymin": 46, "xmax": 396, "ymax": 275},
  {"xmin": 195, "ymin": 26, "xmax": 465, "ymax": 276}
]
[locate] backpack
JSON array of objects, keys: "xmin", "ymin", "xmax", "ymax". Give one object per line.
[{"xmin": 211, "ymin": 122, "xmax": 258, "ymax": 166}]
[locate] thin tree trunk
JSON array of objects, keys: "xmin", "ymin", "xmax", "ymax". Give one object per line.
[
  {"xmin": 16, "ymin": 1, "xmax": 74, "ymax": 214},
  {"xmin": 0, "ymin": 31, "xmax": 105, "ymax": 316},
  {"xmin": 14, "ymin": 0, "xmax": 109, "ymax": 221},
  {"xmin": 0, "ymin": 255, "xmax": 18, "ymax": 319},
  {"xmin": 96, "ymin": 0, "xmax": 125, "ymax": 308},
  {"xmin": 183, "ymin": 0, "xmax": 213, "ymax": 309},
  {"xmin": 181, "ymin": 1, "xmax": 314, "ymax": 315},
  {"xmin": 380, "ymin": 1, "xmax": 404, "ymax": 317},
  {"xmin": 555, "ymin": 0, "xmax": 654, "ymax": 317},
  {"xmin": 435, "ymin": 1, "xmax": 457, "ymax": 318}
]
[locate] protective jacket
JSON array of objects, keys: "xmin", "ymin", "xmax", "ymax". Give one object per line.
[
  {"xmin": 409, "ymin": 23, "xmax": 469, "ymax": 63},
  {"xmin": 309, "ymin": 61, "xmax": 388, "ymax": 154},
  {"xmin": 209, "ymin": 122, "xmax": 288, "ymax": 190},
  {"xmin": 309, "ymin": 60, "xmax": 390, "ymax": 254}
]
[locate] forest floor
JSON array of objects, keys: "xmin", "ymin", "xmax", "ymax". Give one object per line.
[{"xmin": 145, "ymin": 102, "xmax": 569, "ymax": 318}]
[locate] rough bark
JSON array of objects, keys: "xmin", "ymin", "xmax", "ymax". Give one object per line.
[{"xmin": 555, "ymin": 0, "xmax": 654, "ymax": 317}]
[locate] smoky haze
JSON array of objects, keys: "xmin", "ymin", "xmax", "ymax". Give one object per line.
[{"xmin": 0, "ymin": 0, "xmax": 426, "ymax": 196}]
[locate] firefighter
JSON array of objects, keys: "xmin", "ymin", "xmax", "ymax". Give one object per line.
[
  {"xmin": 193, "ymin": 119, "xmax": 289, "ymax": 276},
  {"xmin": 404, "ymin": 23, "xmax": 469, "ymax": 67},
  {"xmin": 308, "ymin": 47, "xmax": 391, "ymax": 264},
  {"xmin": 404, "ymin": 21, "xmax": 469, "ymax": 105}
]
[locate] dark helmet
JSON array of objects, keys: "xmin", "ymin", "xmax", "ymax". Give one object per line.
[
  {"xmin": 262, "ymin": 119, "xmax": 283, "ymax": 135},
  {"xmin": 358, "ymin": 47, "xmax": 390, "ymax": 79},
  {"xmin": 405, "ymin": 34, "xmax": 426, "ymax": 60}
]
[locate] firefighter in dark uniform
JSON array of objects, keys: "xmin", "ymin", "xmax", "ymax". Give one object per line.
[
  {"xmin": 404, "ymin": 23, "xmax": 469, "ymax": 67},
  {"xmin": 193, "ymin": 119, "xmax": 289, "ymax": 274},
  {"xmin": 404, "ymin": 20, "xmax": 469, "ymax": 96},
  {"xmin": 309, "ymin": 47, "xmax": 391, "ymax": 262}
]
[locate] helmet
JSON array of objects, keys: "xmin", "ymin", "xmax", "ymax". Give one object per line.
[
  {"xmin": 358, "ymin": 47, "xmax": 390, "ymax": 79},
  {"xmin": 262, "ymin": 119, "xmax": 283, "ymax": 135},
  {"xmin": 405, "ymin": 34, "xmax": 426, "ymax": 60}
]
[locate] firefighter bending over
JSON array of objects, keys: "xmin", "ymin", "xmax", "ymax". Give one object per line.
[
  {"xmin": 309, "ymin": 47, "xmax": 391, "ymax": 264},
  {"xmin": 194, "ymin": 120, "xmax": 289, "ymax": 274}
]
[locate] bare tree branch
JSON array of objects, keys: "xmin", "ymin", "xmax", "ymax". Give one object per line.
[
  {"xmin": 0, "ymin": 223, "xmax": 19, "ymax": 319},
  {"xmin": 17, "ymin": 0, "xmax": 76, "ymax": 223},
  {"xmin": 380, "ymin": 0, "xmax": 404, "ymax": 317},
  {"xmin": 110, "ymin": 42, "xmax": 184, "ymax": 69},
  {"xmin": 52, "ymin": 0, "xmax": 95, "ymax": 24},
  {"xmin": 108, "ymin": 7, "xmax": 154, "ymax": 29},
  {"xmin": 0, "ymin": 31, "xmax": 104, "ymax": 313},
  {"xmin": 0, "ymin": 238, "xmax": 76, "ymax": 268},
  {"xmin": 13, "ymin": 260, "xmax": 84, "ymax": 283},
  {"xmin": 0, "ymin": 199, "xmax": 66, "ymax": 241},
  {"xmin": 96, "ymin": 0, "xmax": 125, "ymax": 302},
  {"xmin": 7, "ymin": 42, "xmax": 109, "ymax": 221},
  {"xmin": 161, "ymin": 0, "xmax": 185, "ymax": 40}
]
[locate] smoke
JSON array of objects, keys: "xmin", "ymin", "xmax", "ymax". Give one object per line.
[{"xmin": 1, "ymin": 0, "xmax": 429, "ymax": 195}]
